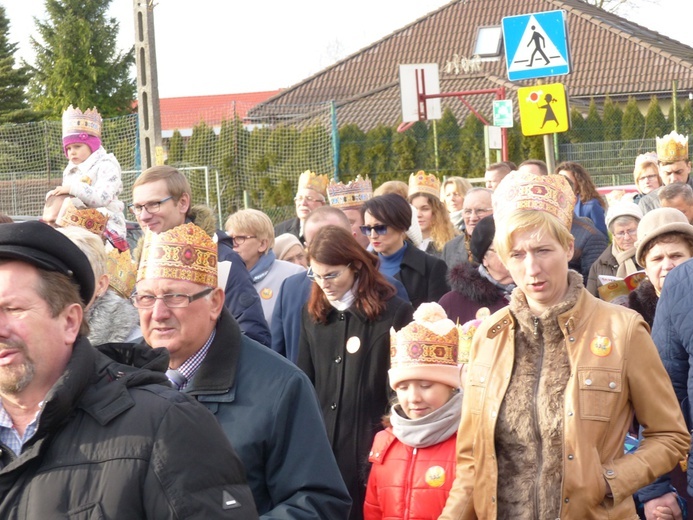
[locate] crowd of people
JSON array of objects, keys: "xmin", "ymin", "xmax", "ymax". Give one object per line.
[{"xmin": 1, "ymin": 106, "xmax": 693, "ymax": 520}]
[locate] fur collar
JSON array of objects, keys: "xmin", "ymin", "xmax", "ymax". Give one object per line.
[
  {"xmin": 628, "ymin": 279, "xmax": 657, "ymax": 328},
  {"xmin": 446, "ymin": 262, "xmax": 505, "ymax": 305}
]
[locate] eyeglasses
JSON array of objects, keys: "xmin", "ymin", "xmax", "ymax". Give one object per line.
[
  {"xmin": 613, "ymin": 229, "xmax": 638, "ymax": 239},
  {"xmin": 131, "ymin": 287, "xmax": 214, "ymax": 309},
  {"xmin": 129, "ymin": 196, "xmax": 173, "ymax": 215},
  {"xmin": 638, "ymin": 174, "xmax": 659, "ymax": 182},
  {"xmin": 294, "ymin": 195, "xmax": 325, "ymax": 204},
  {"xmin": 230, "ymin": 235, "xmax": 257, "ymax": 246},
  {"xmin": 359, "ymin": 224, "xmax": 388, "ymax": 236},
  {"xmin": 307, "ymin": 263, "xmax": 352, "ymax": 283},
  {"xmin": 462, "ymin": 208, "xmax": 493, "ymax": 217}
]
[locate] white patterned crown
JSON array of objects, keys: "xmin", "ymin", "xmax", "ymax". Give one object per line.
[
  {"xmin": 327, "ymin": 175, "xmax": 373, "ymax": 209},
  {"xmin": 62, "ymin": 105, "xmax": 102, "ymax": 138}
]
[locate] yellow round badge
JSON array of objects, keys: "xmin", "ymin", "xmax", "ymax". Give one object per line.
[
  {"xmin": 260, "ymin": 288, "xmax": 273, "ymax": 300},
  {"xmin": 425, "ymin": 466, "xmax": 446, "ymax": 488},
  {"xmin": 590, "ymin": 335, "xmax": 612, "ymax": 357}
]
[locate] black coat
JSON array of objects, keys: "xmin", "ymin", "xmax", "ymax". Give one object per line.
[
  {"xmin": 298, "ymin": 296, "xmax": 414, "ymax": 520},
  {"xmin": 274, "ymin": 217, "xmax": 303, "ymax": 244},
  {"xmin": 395, "ymin": 244, "xmax": 449, "ymax": 309},
  {"xmin": 629, "ymin": 279, "xmax": 658, "ymax": 328},
  {"xmin": 0, "ymin": 339, "xmax": 257, "ymax": 519}
]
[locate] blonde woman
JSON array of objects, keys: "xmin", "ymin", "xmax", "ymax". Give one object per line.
[
  {"xmin": 441, "ymin": 176, "xmax": 473, "ymax": 230},
  {"xmin": 225, "ymin": 208, "xmax": 305, "ymax": 326}
]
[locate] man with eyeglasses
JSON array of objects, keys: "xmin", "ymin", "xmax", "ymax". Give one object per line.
[
  {"xmin": 273, "ymin": 170, "xmax": 328, "ymax": 245},
  {"xmin": 134, "ymin": 222, "xmax": 351, "ymax": 519},
  {"xmin": 442, "ymin": 187, "xmax": 494, "ymax": 269},
  {"xmin": 131, "ymin": 166, "xmax": 271, "ymax": 347},
  {"xmin": 639, "ymin": 131, "xmax": 693, "ymax": 214},
  {"xmin": 0, "ymin": 221, "xmax": 258, "ymax": 518}
]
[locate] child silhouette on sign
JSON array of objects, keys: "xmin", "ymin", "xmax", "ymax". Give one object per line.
[
  {"xmin": 527, "ymin": 25, "xmax": 550, "ymax": 67},
  {"xmin": 539, "ymin": 93, "xmax": 559, "ymax": 128}
]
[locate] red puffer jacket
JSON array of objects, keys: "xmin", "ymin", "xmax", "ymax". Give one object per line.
[{"xmin": 364, "ymin": 427, "xmax": 457, "ymax": 520}]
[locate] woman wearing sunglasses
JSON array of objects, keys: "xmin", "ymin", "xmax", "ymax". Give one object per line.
[
  {"xmin": 298, "ymin": 225, "xmax": 413, "ymax": 520},
  {"xmin": 361, "ymin": 193, "xmax": 449, "ymax": 309}
]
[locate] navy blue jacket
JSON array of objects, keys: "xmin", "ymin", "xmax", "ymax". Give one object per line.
[
  {"xmin": 170, "ymin": 309, "xmax": 351, "ymax": 519},
  {"xmin": 271, "ymin": 272, "xmax": 409, "ymax": 363},
  {"xmin": 217, "ymin": 230, "xmax": 272, "ymax": 347},
  {"xmin": 639, "ymin": 259, "xmax": 693, "ymax": 501}
]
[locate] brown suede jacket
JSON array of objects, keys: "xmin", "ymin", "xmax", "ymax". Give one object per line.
[{"xmin": 440, "ymin": 272, "xmax": 689, "ymax": 520}]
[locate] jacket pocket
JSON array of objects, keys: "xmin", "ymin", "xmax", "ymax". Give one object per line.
[
  {"xmin": 67, "ymin": 503, "xmax": 105, "ymax": 520},
  {"xmin": 466, "ymin": 363, "xmax": 491, "ymax": 415},
  {"xmin": 577, "ymin": 367, "xmax": 622, "ymax": 421}
]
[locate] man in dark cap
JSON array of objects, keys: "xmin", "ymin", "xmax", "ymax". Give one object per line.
[{"xmin": 0, "ymin": 221, "xmax": 257, "ymax": 519}]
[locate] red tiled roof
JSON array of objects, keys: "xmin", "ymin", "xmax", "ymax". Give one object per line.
[
  {"xmin": 250, "ymin": 0, "xmax": 693, "ymax": 130},
  {"xmin": 156, "ymin": 91, "xmax": 281, "ymax": 131}
]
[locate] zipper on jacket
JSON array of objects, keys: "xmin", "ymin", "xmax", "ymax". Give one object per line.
[
  {"xmin": 403, "ymin": 447, "xmax": 418, "ymax": 519},
  {"xmin": 532, "ymin": 317, "xmax": 544, "ymax": 517}
]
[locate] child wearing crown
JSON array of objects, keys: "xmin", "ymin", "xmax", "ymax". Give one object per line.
[
  {"xmin": 47, "ymin": 105, "xmax": 128, "ymax": 251},
  {"xmin": 364, "ymin": 302, "xmax": 462, "ymax": 520}
]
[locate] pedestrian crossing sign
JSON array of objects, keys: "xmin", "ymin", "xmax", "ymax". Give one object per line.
[
  {"xmin": 517, "ymin": 83, "xmax": 570, "ymax": 136},
  {"xmin": 502, "ymin": 10, "xmax": 571, "ymax": 81}
]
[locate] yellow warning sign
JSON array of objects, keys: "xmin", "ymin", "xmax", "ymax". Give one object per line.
[{"xmin": 517, "ymin": 83, "xmax": 570, "ymax": 136}]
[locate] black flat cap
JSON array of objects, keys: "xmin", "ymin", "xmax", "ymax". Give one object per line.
[
  {"xmin": 470, "ymin": 215, "xmax": 496, "ymax": 264},
  {"xmin": 0, "ymin": 221, "xmax": 94, "ymax": 304}
]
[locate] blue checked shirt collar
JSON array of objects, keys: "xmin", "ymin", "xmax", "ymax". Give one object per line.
[{"xmin": 175, "ymin": 329, "xmax": 215, "ymax": 390}]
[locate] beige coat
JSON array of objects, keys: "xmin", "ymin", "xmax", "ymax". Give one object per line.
[{"xmin": 440, "ymin": 282, "xmax": 689, "ymax": 520}]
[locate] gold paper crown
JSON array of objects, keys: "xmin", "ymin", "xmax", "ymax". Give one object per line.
[
  {"xmin": 297, "ymin": 170, "xmax": 329, "ymax": 196},
  {"xmin": 137, "ymin": 223, "xmax": 218, "ymax": 288},
  {"xmin": 656, "ymin": 131, "xmax": 689, "ymax": 163},
  {"xmin": 457, "ymin": 318, "xmax": 484, "ymax": 364},
  {"xmin": 327, "ymin": 175, "xmax": 373, "ymax": 209},
  {"xmin": 390, "ymin": 304, "xmax": 458, "ymax": 370},
  {"xmin": 57, "ymin": 199, "xmax": 108, "ymax": 236},
  {"xmin": 492, "ymin": 171, "xmax": 576, "ymax": 229},
  {"xmin": 408, "ymin": 170, "xmax": 441, "ymax": 199},
  {"xmin": 107, "ymin": 248, "xmax": 137, "ymax": 298},
  {"xmin": 62, "ymin": 105, "xmax": 102, "ymax": 138}
]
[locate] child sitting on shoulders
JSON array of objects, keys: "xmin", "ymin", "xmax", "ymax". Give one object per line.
[
  {"xmin": 364, "ymin": 302, "xmax": 462, "ymax": 520},
  {"xmin": 47, "ymin": 105, "xmax": 128, "ymax": 251}
]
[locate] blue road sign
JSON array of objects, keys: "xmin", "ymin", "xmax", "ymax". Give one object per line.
[{"xmin": 502, "ymin": 10, "xmax": 570, "ymax": 81}]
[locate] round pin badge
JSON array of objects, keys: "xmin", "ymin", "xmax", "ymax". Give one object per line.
[
  {"xmin": 260, "ymin": 288, "xmax": 273, "ymax": 300},
  {"xmin": 346, "ymin": 336, "xmax": 361, "ymax": 354},
  {"xmin": 590, "ymin": 335, "xmax": 612, "ymax": 357},
  {"xmin": 425, "ymin": 466, "xmax": 446, "ymax": 488}
]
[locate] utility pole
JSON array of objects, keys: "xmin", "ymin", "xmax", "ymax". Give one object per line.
[{"xmin": 133, "ymin": 0, "xmax": 163, "ymax": 170}]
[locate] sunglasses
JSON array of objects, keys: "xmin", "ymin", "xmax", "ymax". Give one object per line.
[{"xmin": 359, "ymin": 224, "xmax": 388, "ymax": 236}]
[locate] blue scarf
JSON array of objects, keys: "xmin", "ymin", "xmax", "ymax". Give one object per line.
[
  {"xmin": 249, "ymin": 250, "xmax": 276, "ymax": 284},
  {"xmin": 378, "ymin": 242, "xmax": 407, "ymax": 277}
]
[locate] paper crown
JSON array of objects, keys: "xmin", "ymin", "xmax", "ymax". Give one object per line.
[
  {"xmin": 492, "ymin": 170, "xmax": 576, "ymax": 229},
  {"xmin": 106, "ymin": 248, "xmax": 137, "ymax": 298},
  {"xmin": 327, "ymin": 175, "xmax": 373, "ymax": 209},
  {"xmin": 137, "ymin": 223, "xmax": 218, "ymax": 288},
  {"xmin": 408, "ymin": 170, "xmax": 441, "ymax": 199},
  {"xmin": 57, "ymin": 198, "xmax": 108, "ymax": 236},
  {"xmin": 389, "ymin": 303, "xmax": 460, "ymax": 389},
  {"xmin": 656, "ymin": 131, "xmax": 689, "ymax": 163},
  {"xmin": 635, "ymin": 151, "xmax": 658, "ymax": 168},
  {"xmin": 297, "ymin": 170, "xmax": 329, "ymax": 196},
  {"xmin": 62, "ymin": 105, "xmax": 102, "ymax": 139}
]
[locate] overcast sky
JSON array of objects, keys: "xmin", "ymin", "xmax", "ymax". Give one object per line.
[{"xmin": 5, "ymin": 0, "xmax": 691, "ymax": 98}]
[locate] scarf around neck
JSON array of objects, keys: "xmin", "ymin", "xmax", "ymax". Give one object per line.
[
  {"xmin": 249, "ymin": 249, "xmax": 276, "ymax": 284},
  {"xmin": 390, "ymin": 391, "xmax": 463, "ymax": 448},
  {"xmin": 611, "ymin": 243, "xmax": 638, "ymax": 278}
]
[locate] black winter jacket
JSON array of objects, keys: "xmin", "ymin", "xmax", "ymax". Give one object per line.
[{"xmin": 0, "ymin": 339, "xmax": 257, "ymax": 519}]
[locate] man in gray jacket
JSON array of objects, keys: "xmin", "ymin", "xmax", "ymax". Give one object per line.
[{"xmin": 0, "ymin": 221, "xmax": 257, "ymax": 519}]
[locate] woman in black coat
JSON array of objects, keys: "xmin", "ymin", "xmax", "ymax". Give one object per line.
[
  {"xmin": 298, "ymin": 225, "xmax": 414, "ymax": 520},
  {"xmin": 361, "ymin": 193, "xmax": 449, "ymax": 308}
]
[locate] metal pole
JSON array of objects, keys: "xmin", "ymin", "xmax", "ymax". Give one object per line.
[
  {"xmin": 133, "ymin": 0, "xmax": 162, "ymax": 171},
  {"xmin": 432, "ymin": 119, "xmax": 439, "ymax": 172},
  {"xmin": 331, "ymin": 101, "xmax": 339, "ymax": 181},
  {"xmin": 673, "ymin": 80, "xmax": 678, "ymax": 132},
  {"xmin": 544, "ymin": 134, "xmax": 556, "ymax": 173}
]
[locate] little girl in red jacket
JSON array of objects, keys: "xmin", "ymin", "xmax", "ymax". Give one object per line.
[{"xmin": 364, "ymin": 302, "xmax": 462, "ymax": 520}]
